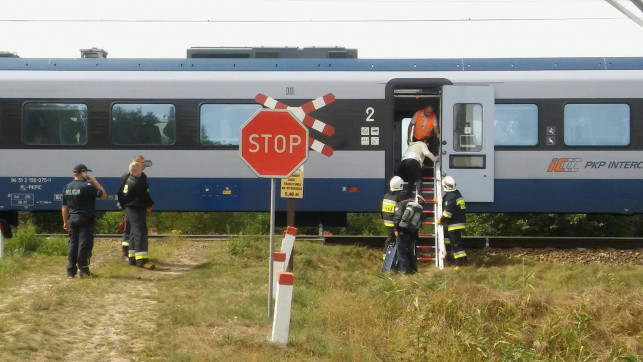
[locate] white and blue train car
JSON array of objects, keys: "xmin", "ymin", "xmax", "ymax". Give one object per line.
[{"xmin": 0, "ymin": 50, "xmax": 641, "ymax": 224}]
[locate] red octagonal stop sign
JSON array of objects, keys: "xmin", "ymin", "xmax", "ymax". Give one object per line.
[{"xmin": 240, "ymin": 109, "xmax": 309, "ymax": 178}]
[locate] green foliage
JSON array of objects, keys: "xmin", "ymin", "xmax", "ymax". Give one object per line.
[
  {"xmin": 468, "ymin": 213, "xmax": 643, "ymax": 237},
  {"xmin": 95, "ymin": 212, "xmax": 124, "ymax": 234},
  {"xmin": 5, "ymin": 220, "xmax": 41, "ymax": 255},
  {"xmin": 35, "ymin": 237, "xmax": 68, "ymax": 256},
  {"xmin": 226, "ymin": 235, "xmax": 269, "ymax": 261}
]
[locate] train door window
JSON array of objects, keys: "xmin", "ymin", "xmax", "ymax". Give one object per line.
[
  {"xmin": 564, "ymin": 104, "xmax": 630, "ymax": 146},
  {"xmin": 23, "ymin": 103, "xmax": 88, "ymax": 145},
  {"xmin": 200, "ymin": 104, "xmax": 261, "ymax": 146},
  {"xmin": 453, "ymin": 103, "xmax": 483, "ymax": 152},
  {"xmin": 111, "ymin": 103, "xmax": 176, "ymax": 146},
  {"xmin": 494, "ymin": 104, "xmax": 538, "ymax": 146}
]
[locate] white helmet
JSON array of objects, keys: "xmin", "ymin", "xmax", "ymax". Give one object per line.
[
  {"xmin": 443, "ymin": 176, "xmax": 456, "ymax": 192},
  {"xmin": 389, "ymin": 176, "xmax": 404, "ymax": 192}
]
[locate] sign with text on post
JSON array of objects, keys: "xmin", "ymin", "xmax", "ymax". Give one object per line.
[
  {"xmin": 280, "ymin": 166, "xmax": 304, "ymax": 199},
  {"xmin": 239, "ymin": 108, "xmax": 309, "ymax": 318}
]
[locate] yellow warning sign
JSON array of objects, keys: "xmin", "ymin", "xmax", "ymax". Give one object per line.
[{"xmin": 280, "ymin": 166, "xmax": 304, "ymax": 199}]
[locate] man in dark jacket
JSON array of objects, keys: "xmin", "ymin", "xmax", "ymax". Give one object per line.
[
  {"xmin": 122, "ymin": 161, "xmax": 155, "ymax": 270},
  {"xmin": 438, "ymin": 176, "xmax": 468, "ymax": 267},
  {"xmin": 61, "ymin": 164, "xmax": 106, "ymax": 278}
]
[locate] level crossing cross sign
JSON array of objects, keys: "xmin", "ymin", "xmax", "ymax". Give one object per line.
[{"xmin": 240, "ymin": 109, "xmax": 309, "ymax": 178}]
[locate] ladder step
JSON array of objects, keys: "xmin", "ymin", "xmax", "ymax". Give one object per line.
[
  {"xmin": 422, "ymin": 177, "xmax": 434, "ymax": 180},
  {"xmin": 417, "ymin": 245, "xmax": 435, "ymax": 249},
  {"xmin": 422, "ymin": 221, "xmax": 434, "ymax": 225},
  {"xmin": 422, "ymin": 210, "xmax": 434, "ymax": 214},
  {"xmin": 419, "ymin": 233, "xmax": 434, "ymax": 237},
  {"xmin": 418, "ymin": 257, "xmax": 435, "ymax": 261},
  {"xmin": 421, "ymin": 187, "xmax": 434, "ymax": 191}
]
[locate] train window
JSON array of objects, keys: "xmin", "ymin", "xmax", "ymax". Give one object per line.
[
  {"xmin": 494, "ymin": 104, "xmax": 538, "ymax": 146},
  {"xmin": 453, "ymin": 103, "xmax": 483, "ymax": 152},
  {"xmin": 200, "ymin": 104, "xmax": 262, "ymax": 146},
  {"xmin": 23, "ymin": 103, "xmax": 88, "ymax": 145},
  {"xmin": 111, "ymin": 104, "xmax": 176, "ymax": 146},
  {"xmin": 564, "ymin": 104, "xmax": 630, "ymax": 146}
]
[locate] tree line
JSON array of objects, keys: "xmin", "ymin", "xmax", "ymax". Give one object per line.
[{"xmin": 21, "ymin": 211, "xmax": 643, "ymax": 237}]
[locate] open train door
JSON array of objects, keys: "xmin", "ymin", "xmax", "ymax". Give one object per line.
[{"xmin": 441, "ymin": 85, "xmax": 494, "ymax": 202}]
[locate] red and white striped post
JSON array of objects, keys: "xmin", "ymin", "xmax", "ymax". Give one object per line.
[
  {"xmin": 272, "ymin": 252, "xmax": 287, "ymax": 299},
  {"xmin": 271, "ymin": 271, "xmax": 294, "ymax": 346},
  {"xmin": 280, "ymin": 226, "xmax": 297, "ymax": 271}
]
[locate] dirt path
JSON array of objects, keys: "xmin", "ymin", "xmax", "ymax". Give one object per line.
[{"xmin": 0, "ymin": 239, "xmax": 212, "ymax": 362}]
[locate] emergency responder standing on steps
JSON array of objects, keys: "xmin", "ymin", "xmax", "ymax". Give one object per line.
[
  {"xmin": 397, "ymin": 139, "xmax": 437, "ymax": 199},
  {"xmin": 438, "ymin": 176, "xmax": 468, "ymax": 267},
  {"xmin": 61, "ymin": 164, "xmax": 106, "ymax": 278},
  {"xmin": 122, "ymin": 161, "xmax": 156, "ymax": 270},
  {"xmin": 382, "ymin": 176, "xmax": 406, "ymax": 249},
  {"xmin": 407, "ymin": 105, "xmax": 441, "ymax": 156},
  {"xmin": 117, "ymin": 155, "xmax": 147, "ymax": 261}
]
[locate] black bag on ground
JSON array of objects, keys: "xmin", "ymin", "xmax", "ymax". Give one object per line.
[
  {"xmin": 398, "ymin": 202, "xmax": 423, "ymax": 233},
  {"xmin": 381, "ymin": 242, "xmax": 399, "ymax": 272}
]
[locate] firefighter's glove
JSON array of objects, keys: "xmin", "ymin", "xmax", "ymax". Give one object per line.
[{"xmin": 436, "ymin": 218, "xmax": 442, "ymax": 225}]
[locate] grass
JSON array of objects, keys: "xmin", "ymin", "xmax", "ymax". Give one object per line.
[{"xmin": 0, "ymin": 234, "xmax": 641, "ymax": 361}]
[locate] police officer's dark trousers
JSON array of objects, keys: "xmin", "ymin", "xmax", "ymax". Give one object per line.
[
  {"xmin": 396, "ymin": 232, "xmax": 416, "ymax": 274},
  {"xmin": 126, "ymin": 206, "xmax": 149, "ymax": 266},
  {"xmin": 67, "ymin": 213, "xmax": 94, "ymax": 276}
]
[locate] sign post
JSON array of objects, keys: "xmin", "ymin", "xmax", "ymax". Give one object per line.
[
  {"xmin": 280, "ymin": 166, "xmax": 304, "ymax": 226},
  {"xmin": 239, "ymin": 109, "xmax": 309, "ymax": 318}
]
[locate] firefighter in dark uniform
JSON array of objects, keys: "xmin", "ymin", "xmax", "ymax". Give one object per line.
[
  {"xmin": 117, "ymin": 155, "xmax": 147, "ymax": 261},
  {"xmin": 381, "ymin": 176, "xmax": 406, "ymax": 249},
  {"xmin": 438, "ymin": 176, "xmax": 468, "ymax": 267},
  {"xmin": 122, "ymin": 161, "xmax": 155, "ymax": 270},
  {"xmin": 392, "ymin": 197, "xmax": 421, "ymax": 275},
  {"xmin": 61, "ymin": 164, "xmax": 106, "ymax": 278}
]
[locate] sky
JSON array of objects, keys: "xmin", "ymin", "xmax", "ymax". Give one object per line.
[{"xmin": 1, "ymin": 0, "xmax": 643, "ymax": 59}]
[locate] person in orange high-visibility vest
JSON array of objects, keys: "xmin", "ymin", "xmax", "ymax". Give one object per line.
[{"xmin": 407, "ymin": 105, "xmax": 441, "ymax": 156}]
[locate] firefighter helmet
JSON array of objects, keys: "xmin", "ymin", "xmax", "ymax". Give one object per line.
[
  {"xmin": 389, "ymin": 176, "xmax": 404, "ymax": 192},
  {"xmin": 443, "ymin": 175, "xmax": 456, "ymax": 192}
]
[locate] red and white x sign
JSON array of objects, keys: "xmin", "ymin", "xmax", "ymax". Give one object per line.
[{"xmin": 255, "ymin": 93, "xmax": 335, "ymax": 157}]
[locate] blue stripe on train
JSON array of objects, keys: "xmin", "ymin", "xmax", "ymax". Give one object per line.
[
  {"xmin": 1, "ymin": 177, "xmax": 641, "ymax": 214},
  {"xmin": 469, "ymin": 179, "xmax": 643, "ymax": 214}
]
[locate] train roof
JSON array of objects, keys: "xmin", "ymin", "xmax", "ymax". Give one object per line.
[{"xmin": 0, "ymin": 57, "xmax": 643, "ymax": 72}]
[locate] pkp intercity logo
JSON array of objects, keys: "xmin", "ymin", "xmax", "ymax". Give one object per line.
[{"xmin": 547, "ymin": 158, "xmax": 582, "ymax": 172}]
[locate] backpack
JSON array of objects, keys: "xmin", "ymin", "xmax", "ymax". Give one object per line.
[{"xmin": 398, "ymin": 201, "xmax": 423, "ymax": 233}]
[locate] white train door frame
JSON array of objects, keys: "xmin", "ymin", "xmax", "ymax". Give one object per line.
[{"xmin": 441, "ymin": 85, "xmax": 495, "ymax": 202}]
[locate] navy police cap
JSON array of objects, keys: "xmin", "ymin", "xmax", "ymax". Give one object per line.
[{"xmin": 73, "ymin": 164, "xmax": 92, "ymax": 173}]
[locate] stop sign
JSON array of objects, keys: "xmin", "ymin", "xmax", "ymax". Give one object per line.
[{"xmin": 240, "ymin": 109, "xmax": 309, "ymax": 178}]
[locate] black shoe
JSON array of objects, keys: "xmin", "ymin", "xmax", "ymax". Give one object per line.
[
  {"xmin": 67, "ymin": 274, "xmax": 76, "ymax": 279},
  {"xmin": 79, "ymin": 272, "xmax": 96, "ymax": 279}
]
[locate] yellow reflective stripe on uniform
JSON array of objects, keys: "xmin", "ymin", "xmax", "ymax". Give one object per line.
[
  {"xmin": 448, "ymin": 224, "xmax": 465, "ymax": 231},
  {"xmin": 456, "ymin": 198, "xmax": 466, "ymax": 209},
  {"xmin": 442, "ymin": 211, "xmax": 452, "ymax": 218},
  {"xmin": 382, "ymin": 199, "xmax": 396, "ymax": 213},
  {"xmin": 135, "ymin": 252, "xmax": 149, "ymax": 260},
  {"xmin": 122, "ymin": 241, "xmax": 129, "ymax": 247},
  {"xmin": 454, "ymin": 251, "xmax": 467, "ymax": 259},
  {"xmin": 444, "ymin": 238, "xmax": 450, "ymax": 244},
  {"xmin": 128, "ymin": 252, "xmax": 136, "ymax": 258},
  {"xmin": 384, "ymin": 221, "xmax": 394, "ymax": 227}
]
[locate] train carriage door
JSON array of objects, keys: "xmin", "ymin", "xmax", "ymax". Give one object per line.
[{"xmin": 441, "ymin": 85, "xmax": 494, "ymax": 202}]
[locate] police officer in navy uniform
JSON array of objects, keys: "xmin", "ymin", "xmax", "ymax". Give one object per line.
[
  {"xmin": 123, "ymin": 161, "xmax": 156, "ymax": 270},
  {"xmin": 61, "ymin": 164, "xmax": 106, "ymax": 278},
  {"xmin": 117, "ymin": 155, "xmax": 147, "ymax": 261}
]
